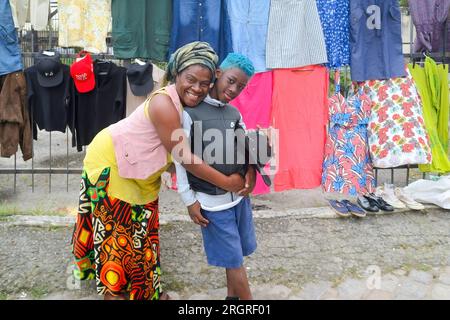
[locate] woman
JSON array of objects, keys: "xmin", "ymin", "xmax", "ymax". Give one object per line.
[{"xmin": 71, "ymin": 42, "xmax": 251, "ymax": 300}]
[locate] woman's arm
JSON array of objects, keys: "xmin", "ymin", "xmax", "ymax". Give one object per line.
[{"xmin": 148, "ymin": 94, "xmax": 245, "ymax": 192}]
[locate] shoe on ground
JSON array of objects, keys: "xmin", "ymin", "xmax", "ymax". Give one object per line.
[
  {"xmin": 341, "ymin": 199, "xmax": 366, "ymax": 217},
  {"xmin": 366, "ymin": 193, "xmax": 395, "ymax": 212},
  {"xmin": 395, "ymin": 187, "xmax": 425, "ymax": 210},
  {"xmin": 376, "ymin": 184, "xmax": 406, "ymax": 209},
  {"xmin": 357, "ymin": 195, "xmax": 379, "ymax": 212},
  {"xmin": 328, "ymin": 200, "xmax": 351, "ymax": 217}
]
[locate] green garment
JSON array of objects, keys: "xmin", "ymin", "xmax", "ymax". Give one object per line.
[
  {"xmin": 111, "ymin": 0, "xmax": 172, "ymax": 61},
  {"xmin": 409, "ymin": 57, "xmax": 450, "ymax": 173}
]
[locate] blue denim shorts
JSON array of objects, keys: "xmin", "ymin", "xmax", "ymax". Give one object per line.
[{"xmin": 200, "ymin": 197, "xmax": 257, "ymax": 268}]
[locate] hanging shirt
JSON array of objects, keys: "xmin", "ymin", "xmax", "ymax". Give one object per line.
[
  {"xmin": 25, "ymin": 63, "xmax": 73, "ymax": 139},
  {"xmin": 230, "ymin": 71, "xmax": 273, "ymax": 194},
  {"xmin": 226, "ymin": 0, "xmax": 270, "ymax": 72},
  {"xmin": 0, "ymin": 0, "xmax": 23, "ymax": 75},
  {"xmin": 73, "ymin": 61, "xmax": 126, "ymax": 150},
  {"xmin": 271, "ymin": 66, "xmax": 329, "ymax": 191},
  {"xmin": 265, "ymin": 0, "xmax": 328, "ymax": 69},
  {"xmin": 169, "ymin": 0, "xmax": 232, "ymax": 63},
  {"xmin": 316, "ymin": 0, "xmax": 351, "ymax": 69},
  {"xmin": 111, "ymin": 0, "xmax": 171, "ymax": 61},
  {"xmin": 58, "ymin": 0, "xmax": 111, "ymax": 53},
  {"xmin": 350, "ymin": 0, "xmax": 406, "ymax": 81},
  {"xmin": 408, "ymin": 0, "xmax": 450, "ymax": 53},
  {"xmin": 409, "ymin": 58, "xmax": 450, "ymax": 174},
  {"xmin": 0, "ymin": 71, "xmax": 32, "ymax": 160},
  {"xmin": 9, "ymin": 0, "xmax": 50, "ymax": 30}
]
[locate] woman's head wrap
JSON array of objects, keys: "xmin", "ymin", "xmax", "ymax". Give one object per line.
[{"xmin": 165, "ymin": 41, "xmax": 218, "ymax": 84}]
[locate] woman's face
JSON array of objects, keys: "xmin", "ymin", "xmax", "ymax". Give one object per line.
[
  {"xmin": 175, "ymin": 65, "xmax": 212, "ymax": 107},
  {"xmin": 213, "ymin": 68, "xmax": 250, "ymax": 103}
]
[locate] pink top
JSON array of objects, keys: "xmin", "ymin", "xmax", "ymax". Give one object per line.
[{"xmin": 109, "ymin": 84, "xmax": 183, "ymax": 180}]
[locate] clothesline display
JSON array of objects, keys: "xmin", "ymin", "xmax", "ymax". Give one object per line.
[
  {"xmin": 11, "ymin": 49, "xmax": 165, "ymax": 154},
  {"xmin": 1, "ymin": 0, "xmax": 450, "ymax": 200}
]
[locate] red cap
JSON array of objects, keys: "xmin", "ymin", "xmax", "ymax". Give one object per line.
[{"xmin": 70, "ymin": 52, "xmax": 95, "ymax": 93}]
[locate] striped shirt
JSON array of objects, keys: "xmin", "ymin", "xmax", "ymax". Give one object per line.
[{"xmin": 266, "ymin": 0, "xmax": 328, "ymax": 69}]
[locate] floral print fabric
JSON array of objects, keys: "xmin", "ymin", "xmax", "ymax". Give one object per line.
[
  {"xmin": 316, "ymin": 0, "xmax": 350, "ymax": 69},
  {"xmin": 322, "ymin": 73, "xmax": 375, "ymax": 196},
  {"xmin": 361, "ymin": 68, "xmax": 432, "ymax": 168}
]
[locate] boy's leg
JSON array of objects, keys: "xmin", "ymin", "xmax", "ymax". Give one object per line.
[{"xmin": 226, "ymin": 266, "xmax": 253, "ymax": 300}]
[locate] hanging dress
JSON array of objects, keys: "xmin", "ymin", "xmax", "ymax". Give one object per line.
[
  {"xmin": 362, "ymin": 68, "xmax": 432, "ymax": 168},
  {"xmin": 271, "ymin": 65, "xmax": 329, "ymax": 191},
  {"xmin": 409, "ymin": 57, "xmax": 450, "ymax": 173},
  {"xmin": 322, "ymin": 70, "xmax": 375, "ymax": 196}
]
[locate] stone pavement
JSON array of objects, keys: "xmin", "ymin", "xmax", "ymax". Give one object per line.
[{"xmin": 1, "ymin": 205, "xmax": 450, "ymax": 300}]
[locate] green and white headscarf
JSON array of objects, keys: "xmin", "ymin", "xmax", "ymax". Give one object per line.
[{"xmin": 165, "ymin": 41, "xmax": 218, "ymax": 84}]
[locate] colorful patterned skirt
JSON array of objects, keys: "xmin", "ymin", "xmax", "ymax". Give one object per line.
[{"xmin": 72, "ymin": 168, "xmax": 162, "ymax": 300}]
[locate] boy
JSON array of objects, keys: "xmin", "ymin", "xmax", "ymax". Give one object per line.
[{"xmin": 175, "ymin": 53, "xmax": 261, "ymax": 300}]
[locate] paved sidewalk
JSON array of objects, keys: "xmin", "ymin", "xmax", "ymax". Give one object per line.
[{"xmin": 1, "ymin": 206, "xmax": 449, "ymax": 300}]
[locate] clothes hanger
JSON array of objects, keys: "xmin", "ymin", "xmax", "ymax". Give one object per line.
[{"xmin": 134, "ymin": 58, "xmax": 146, "ymax": 66}]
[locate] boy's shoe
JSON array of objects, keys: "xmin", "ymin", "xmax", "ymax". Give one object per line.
[
  {"xmin": 328, "ymin": 200, "xmax": 351, "ymax": 217},
  {"xmin": 357, "ymin": 195, "xmax": 379, "ymax": 212},
  {"xmin": 375, "ymin": 184, "xmax": 406, "ymax": 209},
  {"xmin": 225, "ymin": 296, "xmax": 240, "ymax": 300},
  {"xmin": 395, "ymin": 187, "xmax": 425, "ymax": 210},
  {"xmin": 341, "ymin": 200, "xmax": 366, "ymax": 217},
  {"xmin": 366, "ymin": 193, "xmax": 395, "ymax": 212}
]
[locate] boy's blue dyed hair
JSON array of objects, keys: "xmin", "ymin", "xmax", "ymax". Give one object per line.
[{"xmin": 219, "ymin": 53, "xmax": 255, "ymax": 77}]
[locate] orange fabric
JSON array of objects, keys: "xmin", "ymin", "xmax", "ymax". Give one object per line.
[{"xmin": 271, "ymin": 66, "xmax": 329, "ymax": 191}]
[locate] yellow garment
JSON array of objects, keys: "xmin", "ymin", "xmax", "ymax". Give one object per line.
[
  {"xmin": 83, "ymin": 91, "xmax": 172, "ymax": 205},
  {"xmin": 58, "ymin": 0, "xmax": 111, "ymax": 53}
]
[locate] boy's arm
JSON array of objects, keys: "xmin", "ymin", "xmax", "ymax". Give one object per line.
[{"xmin": 175, "ymin": 111, "xmax": 197, "ymax": 206}]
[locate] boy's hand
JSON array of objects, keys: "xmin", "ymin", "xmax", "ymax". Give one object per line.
[
  {"xmin": 187, "ymin": 201, "xmax": 209, "ymax": 227},
  {"xmin": 238, "ymin": 166, "xmax": 256, "ymax": 196}
]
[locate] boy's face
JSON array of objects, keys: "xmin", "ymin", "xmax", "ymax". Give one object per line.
[
  {"xmin": 175, "ymin": 64, "xmax": 213, "ymax": 107},
  {"xmin": 214, "ymin": 68, "xmax": 250, "ymax": 103}
]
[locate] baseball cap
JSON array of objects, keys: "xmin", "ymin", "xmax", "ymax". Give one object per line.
[
  {"xmin": 126, "ymin": 62, "xmax": 154, "ymax": 96},
  {"xmin": 35, "ymin": 52, "xmax": 63, "ymax": 88},
  {"xmin": 70, "ymin": 51, "xmax": 95, "ymax": 93}
]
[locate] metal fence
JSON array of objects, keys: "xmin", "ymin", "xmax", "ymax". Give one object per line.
[{"xmin": 1, "ymin": 5, "xmax": 449, "ymax": 193}]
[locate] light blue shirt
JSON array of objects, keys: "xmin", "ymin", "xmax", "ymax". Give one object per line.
[
  {"xmin": 0, "ymin": 0, "xmax": 23, "ymax": 75},
  {"xmin": 226, "ymin": 0, "xmax": 270, "ymax": 73}
]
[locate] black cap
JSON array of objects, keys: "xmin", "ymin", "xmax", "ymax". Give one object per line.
[
  {"xmin": 35, "ymin": 52, "xmax": 63, "ymax": 88},
  {"xmin": 126, "ymin": 62, "xmax": 154, "ymax": 96}
]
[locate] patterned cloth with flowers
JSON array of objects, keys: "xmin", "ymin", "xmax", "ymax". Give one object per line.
[
  {"xmin": 360, "ymin": 68, "xmax": 432, "ymax": 168},
  {"xmin": 322, "ymin": 71, "xmax": 375, "ymax": 196}
]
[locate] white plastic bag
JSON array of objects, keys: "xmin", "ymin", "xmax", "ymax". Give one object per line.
[{"xmin": 404, "ymin": 176, "xmax": 450, "ymax": 209}]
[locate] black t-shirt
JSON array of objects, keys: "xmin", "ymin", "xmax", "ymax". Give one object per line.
[
  {"xmin": 73, "ymin": 61, "xmax": 127, "ymax": 150},
  {"xmin": 25, "ymin": 64, "xmax": 73, "ymax": 140}
]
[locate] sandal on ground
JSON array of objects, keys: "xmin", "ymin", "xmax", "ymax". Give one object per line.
[{"xmin": 328, "ymin": 200, "xmax": 351, "ymax": 217}]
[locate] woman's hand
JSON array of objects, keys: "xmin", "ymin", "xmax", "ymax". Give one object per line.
[
  {"xmin": 224, "ymin": 173, "xmax": 246, "ymax": 193},
  {"xmin": 187, "ymin": 201, "xmax": 209, "ymax": 227},
  {"xmin": 238, "ymin": 166, "xmax": 256, "ymax": 196}
]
